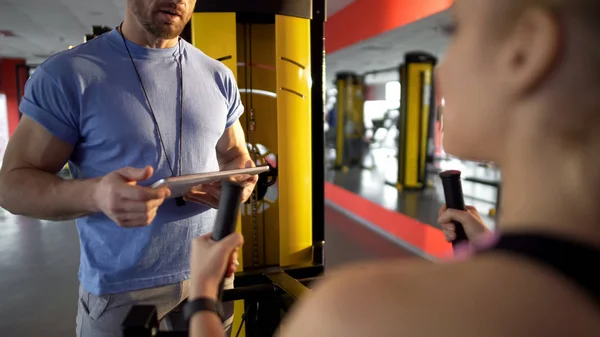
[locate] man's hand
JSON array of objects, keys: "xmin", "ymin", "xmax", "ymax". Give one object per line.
[
  {"xmin": 92, "ymin": 166, "xmax": 171, "ymax": 227},
  {"xmin": 189, "ymin": 232, "xmax": 244, "ymax": 300},
  {"xmin": 184, "ymin": 160, "xmax": 259, "ymax": 208}
]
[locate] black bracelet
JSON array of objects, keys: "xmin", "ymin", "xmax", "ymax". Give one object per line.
[{"xmin": 183, "ymin": 297, "xmax": 222, "ymax": 322}]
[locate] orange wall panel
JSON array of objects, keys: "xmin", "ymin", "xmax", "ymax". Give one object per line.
[{"xmin": 326, "ymin": 0, "xmax": 453, "ymax": 53}]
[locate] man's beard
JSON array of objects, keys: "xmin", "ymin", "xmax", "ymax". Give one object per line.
[
  {"xmin": 141, "ymin": 14, "xmax": 187, "ymax": 39},
  {"xmin": 131, "ymin": 1, "xmax": 189, "ymax": 40}
]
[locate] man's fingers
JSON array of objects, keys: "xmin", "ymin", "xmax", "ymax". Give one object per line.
[
  {"xmin": 231, "ymin": 174, "xmax": 252, "ymax": 184},
  {"xmin": 184, "ymin": 193, "xmax": 219, "ymax": 208},
  {"xmin": 117, "ymin": 215, "xmax": 151, "ymax": 228},
  {"xmin": 116, "ymin": 198, "xmax": 165, "ymax": 213},
  {"xmin": 118, "ymin": 166, "xmax": 153, "ymax": 182},
  {"xmin": 113, "ymin": 208, "xmax": 160, "ymax": 226},
  {"xmin": 248, "ymin": 174, "xmax": 259, "ymax": 184},
  {"xmin": 119, "ymin": 221, "xmax": 148, "ymax": 228},
  {"xmin": 229, "ymin": 172, "xmax": 258, "ymax": 186},
  {"xmin": 188, "ymin": 197, "xmax": 218, "ymax": 208},
  {"xmin": 120, "ymin": 185, "xmax": 170, "ymax": 201},
  {"xmin": 203, "ymin": 185, "xmax": 221, "ymax": 199},
  {"xmin": 241, "ymin": 187, "xmax": 255, "ymax": 203}
]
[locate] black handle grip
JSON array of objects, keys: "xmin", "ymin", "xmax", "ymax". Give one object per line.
[
  {"xmin": 210, "ymin": 180, "xmax": 243, "ymax": 322},
  {"xmin": 212, "ymin": 180, "xmax": 243, "ymax": 241},
  {"xmin": 439, "ymin": 170, "xmax": 469, "ymax": 248}
]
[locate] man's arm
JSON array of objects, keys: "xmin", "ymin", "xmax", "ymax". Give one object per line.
[
  {"xmin": 216, "ymin": 120, "xmax": 252, "ymax": 169},
  {"xmin": 0, "ymin": 116, "xmax": 99, "ymax": 220},
  {"xmin": 214, "ymin": 120, "xmax": 257, "ymax": 204}
]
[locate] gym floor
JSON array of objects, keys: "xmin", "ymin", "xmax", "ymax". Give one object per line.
[
  {"xmin": 326, "ymin": 148, "xmax": 499, "ymax": 231},
  {"xmin": 0, "ymin": 151, "xmax": 498, "ymax": 337}
]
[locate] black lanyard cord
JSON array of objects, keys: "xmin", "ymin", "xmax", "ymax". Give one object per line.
[{"xmin": 117, "ymin": 23, "xmax": 184, "ymax": 180}]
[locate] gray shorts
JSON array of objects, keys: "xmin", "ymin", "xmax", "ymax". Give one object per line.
[{"xmin": 75, "ymin": 277, "xmax": 234, "ymax": 337}]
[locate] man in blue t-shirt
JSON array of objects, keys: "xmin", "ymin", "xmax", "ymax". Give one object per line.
[{"xmin": 0, "ymin": 0, "xmax": 257, "ymax": 336}]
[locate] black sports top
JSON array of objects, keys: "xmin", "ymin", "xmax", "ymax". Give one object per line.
[{"xmin": 481, "ymin": 233, "xmax": 600, "ymax": 304}]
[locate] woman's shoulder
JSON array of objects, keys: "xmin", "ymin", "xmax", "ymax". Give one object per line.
[{"xmin": 278, "ymin": 255, "xmax": 600, "ymax": 337}]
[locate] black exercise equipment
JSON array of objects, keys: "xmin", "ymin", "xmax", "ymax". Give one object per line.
[
  {"xmin": 122, "ymin": 180, "xmax": 243, "ymax": 336},
  {"xmin": 212, "ymin": 180, "xmax": 244, "ymax": 321},
  {"xmin": 85, "ymin": 25, "xmax": 112, "ymax": 42},
  {"xmin": 245, "ymin": 164, "xmax": 277, "ymax": 204},
  {"xmin": 121, "ymin": 179, "xmax": 323, "ymax": 337},
  {"xmin": 439, "ymin": 170, "xmax": 469, "ymax": 248}
]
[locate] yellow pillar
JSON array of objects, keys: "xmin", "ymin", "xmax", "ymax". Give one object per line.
[
  {"xmin": 275, "ymin": 15, "xmax": 313, "ymax": 266},
  {"xmin": 397, "ymin": 52, "xmax": 437, "ymax": 190},
  {"xmin": 404, "ymin": 63, "xmax": 431, "ymax": 187},
  {"xmin": 335, "ymin": 78, "xmax": 346, "ymax": 168},
  {"xmin": 191, "ymin": 12, "xmax": 241, "ymax": 267},
  {"xmin": 191, "ymin": 13, "xmax": 238, "ymax": 78},
  {"xmin": 190, "ymin": 14, "xmax": 245, "ymax": 337}
]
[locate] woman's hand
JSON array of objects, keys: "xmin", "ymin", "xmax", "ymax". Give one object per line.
[
  {"xmin": 437, "ymin": 204, "xmax": 491, "ymax": 241},
  {"xmin": 189, "ymin": 232, "xmax": 244, "ymax": 300}
]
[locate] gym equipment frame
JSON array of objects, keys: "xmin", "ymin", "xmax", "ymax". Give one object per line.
[{"xmin": 122, "ymin": 1, "xmax": 327, "ymax": 336}]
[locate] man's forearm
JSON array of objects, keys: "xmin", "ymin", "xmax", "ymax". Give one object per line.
[
  {"xmin": 0, "ymin": 168, "xmax": 99, "ymax": 221},
  {"xmin": 218, "ymin": 152, "xmax": 252, "ymax": 170}
]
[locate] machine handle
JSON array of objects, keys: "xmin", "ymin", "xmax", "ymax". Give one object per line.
[
  {"xmin": 439, "ymin": 170, "xmax": 469, "ymax": 249},
  {"xmin": 211, "ymin": 180, "xmax": 244, "ymax": 241},
  {"xmin": 210, "ymin": 180, "xmax": 243, "ymax": 322}
]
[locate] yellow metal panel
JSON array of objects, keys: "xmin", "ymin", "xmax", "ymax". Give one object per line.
[
  {"xmin": 404, "ymin": 63, "xmax": 433, "ymax": 189},
  {"xmin": 191, "ymin": 14, "xmax": 244, "ymax": 336},
  {"xmin": 396, "ymin": 64, "xmax": 407, "ymax": 188},
  {"xmin": 404, "ymin": 63, "xmax": 421, "ymax": 188},
  {"xmin": 404, "ymin": 192, "xmax": 419, "ymax": 219},
  {"xmin": 191, "ymin": 11, "xmax": 242, "ymax": 266},
  {"xmin": 236, "ymin": 23, "xmax": 280, "ymax": 267},
  {"xmin": 234, "ymin": 212, "xmax": 243, "ymax": 270},
  {"xmin": 275, "ymin": 15, "xmax": 313, "ymax": 266},
  {"xmin": 355, "ymin": 80, "xmax": 365, "ymax": 136},
  {"xmin": 191, "ymin": 13, "xmax": 238, "ymax": 77},
  {"xmin": 232, "ymin": 300, "xmax": 245, "ymax": 337},
  {"xmin": 419, "ymin": 65, "xmax": 433, "ymax": 183}
]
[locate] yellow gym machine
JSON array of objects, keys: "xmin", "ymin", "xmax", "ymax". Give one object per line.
[
  {"xmin": 123, "ymin": 1, "xmax": 326, "ymax": 336},
  {"xmin": 393, "ymin": 52, "xmax": 438, "ymax": 190},
  {"xmin": 333, "ymin": 72, "xmax": 366, "ymax": 170}
]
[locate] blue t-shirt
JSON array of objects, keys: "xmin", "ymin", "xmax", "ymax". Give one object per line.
[{"xmin": 19, "ymin": 29, "xmax": 244, "ymax": 295}]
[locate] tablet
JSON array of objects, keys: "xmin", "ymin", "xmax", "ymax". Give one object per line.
[{"xmin": 151, "ymin": 166, "xmax": 270, "ymax": 198}]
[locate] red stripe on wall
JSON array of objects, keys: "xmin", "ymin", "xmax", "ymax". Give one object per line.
[
  {"xmin": 324, "ymin": 182, "xmax": 452, "ymax": 258},
  {"xmin": 0, "ymin": 58, "xmax": 26, "ymax": 136},
  {"xmin": 325, "ymin": 0, "xmax": 454, "ymax": 53}
]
